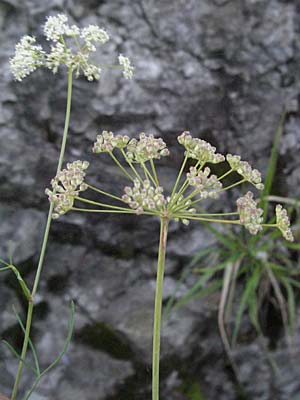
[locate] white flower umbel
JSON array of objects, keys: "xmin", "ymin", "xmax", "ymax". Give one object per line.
[
  {"xmin": 178, "ymin": 131, "xmax": 225, "ymax": 164},
  {"xmin": 93, "ymin": 131, "xmax": 130, "ymax": 153},
  {"xmin": 81, "ymin": 25, "xmax": 109, "ymax": 51},
  {"xmin": 44, "ymin": 14, "xmax": 69, "ymax": 42},
  {"xmin": 226, "ymin": 154, "xmax": 264, "ymax": 190},
  {"xmin": 275, "ymin": 204, "xmax": 294, "ymax": 242},
  {"xmin": 10, "ymin": 36, "xmax": 46, "ymax": 81},
  {"xmin": 119, "ymin": 54, "xmax": 134, "ymax": 79},
  {"xmin": 187, "ymin": 166, "xmax": 222, "ymax": 199},
  {"xmin": 126, "ymin": 133, "xmax": 170, "ymax": 163},
  {"xmin": 122, "ymin": 179, "xmax": 166, "ymax": 214},
  {"xmin": 11, "ymin": 13, "xmax": 134, "ymax": 82},
  {"xmin": 45, "ymin": 160, "xmax": 89, "ymax": 219},
  {"xmin": 237, "ymin": 191, "xmax": 263, "ymax": 235}
]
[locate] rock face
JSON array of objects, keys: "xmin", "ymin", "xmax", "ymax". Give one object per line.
[{"xmin": 0, "ymin": 0, "xmax": 300, "ymax": 399}]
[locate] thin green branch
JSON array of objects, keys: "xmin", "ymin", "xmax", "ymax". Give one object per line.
[
  {"xmin": 11, "ymin": 67, "xmax": 74, "ymax": 400},
  {"xmin": 74, "ymin": 196, "xmax": 130, "ymax": 211},
  {"xmin": 86, "ymin": 184, "xmax": 124, "ymax": 202},
  {"xmin": 121, "ymin": 149, "xmax": 143, "ymax": 182},
  {"xmin": 109, "ymin": 151, "xmax": 135, "ymax": 182},
  {"xmin": 141, "ymin": 162, "xmax": 157, "ymax": 186},
  {"xmin": 150, "ymin": 159, "xmax": 159, "ymax": 186}
]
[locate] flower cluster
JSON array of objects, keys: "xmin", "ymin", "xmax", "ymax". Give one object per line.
[
  {"xmin": 45, "ymin": 160, "xmax": 89, "ymax": 219},
  {"xmin": 186, "ymin": 166, "xmax": 222, "ymax": 199},
  {"xmin": 178, "ymin": 131, "xmax": 225, "ymax": 164},
  {"xmin": 126, "ymin": 133, "xmax": 170, "ymax": 163},
  {"xmin": 10, "ymin": 13, "xmax": 133, "ymax": 82},
  {"xmin": 122, "ymin": 179, "xmax": 166, "ymax": 214},
  {"xmin": 226, "ymin": 154, "xmax": 264, "ymax": 190},
  {"xmin": 275, "ymin": 204, "xmax": 294, "ymax": 242},
  {"xmin": 80, "ymin": 25, "xmax": 109, "ymax": 51},
  {"xmin": 236, "ymin": 191, "xmax": 263, "ymax": 235},
  {"xmin": 118, "ymin": 54, "xmax": 134, "ymax": 79},
  {"xmin": 93, "ymin": 131, "xmax": 130, "ymax": 153},
  {"xmin": 10, "ymin": 36, "xmax": 46, "ymax": 81}
]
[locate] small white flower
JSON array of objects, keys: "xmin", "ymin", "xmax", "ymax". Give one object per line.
[
  {"xmin": 81, "ymin": 25, "xmax": 109, "ymax": 51},
  {"xmin": 46, "ymin": 42, "xmax": 72, "ymax": 74},
  {"xmin": 122, "ymin": 179, "xmax": 166, "ymax": 214},
  {"xmin": 118, "ymin": 54, "xmax": 134, "ymax": 79},
  {"xmin": 126, "ymin": 133, "xmax": 169, "ymax": 163},
  {"xmin": 237, "ymin": 191, "xmax": 263, "ymax": 235},
  {"xmin": 45, "ymin": 160, "xmax": 89, "ymax": 219},
  {"xmin": 187, "ymin": 166, "xmax": 222, "ymax": 199},
  {"xmin": 93, "ymin": 131, "xmax": 130, "ymax": 153},
  {"xmin": 275, "ymin": 204, "xmax": 294, "ymax": 242},
  {"xmin": 10, "ymin": 35, "xmax": 45, "ymax": 81},
  {"xmin": 44, "ymin": 14, "xmax": 69, "ymax": 42},
  {"xmin": 226, "ymin": 154, "xmax": 264, "ymax": 190},
  {"xmin": 177, "ymin": 131, "xmax": 225, "ymax": 164},
  {"xmin": 65, "ymin": 25, "xmax": 80, "ymax": 37}
]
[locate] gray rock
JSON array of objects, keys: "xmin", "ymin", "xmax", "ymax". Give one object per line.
[{"xmin": 0, "ymin": 205, "xmax": 45, "ymax": 264}]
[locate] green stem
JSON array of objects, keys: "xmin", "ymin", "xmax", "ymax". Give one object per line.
[
  {"xmin": 176, "ymin": 215, "xmax": 241, "ymax": 224},
  {"xmin": 74, "ymin": 196, "xmax": 130, "ymax": 211},
  {"xmin": 109, "ymin": 151, "xmax": 135, "ymax": 182},
  {"xmin": 152, "ymin": 217, "xmax": 169, "ymax": 400},
  {"xmin": 71, "ymin": 207, "xmax": 156, "ymax": 215},
  {"xmin": 141, "ymin": 162, "xmax": 157, "ymax": 186},
  {"xmin": 11, "ymin": 68, "xmax": 74, "ymax": 400},
  {"xmin": 169, "ymin": 155, "xmax": 188, "ymax": 201},
  {"xmin": 150, "ymin": 159, "xmax": 159, "ymax": 186},
  {"xmin": 86, "ymin": 184, "xmax": 124, "ymax": 202},
  {"xmin": 121, "ymin": 149, "xmax": 143, "ymax": 182}
]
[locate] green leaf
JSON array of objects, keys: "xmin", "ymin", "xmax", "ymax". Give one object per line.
[
  {"xmin": 172, "ymin": 270, "xmax": 217, "ymax": 311},
  {"xmin": 9, "ymin": 265, "xmax": 31, "ymax": 301},
  {"xmin": 24, "ymin": 301, "xmax": 75, "ymax": 400},
  {"xmin": 232, "ymin": 266, "xmax": 261, "ymax": 346},
  {"xmin": 163, "ymin": 245, "xmax": 217, "ymax": 318},
  {"xmin": 261, "ymin": 110, "xmax": 286, "ymax": 214},
  {"xmin": 205, "ymin": 224, "xmax": 238, "ymax": 251},
  {"xmin": 1, "ymin": 340, "xmax": 38, "ymax": 376},
  {"xmin": 280, "ymin": 277, "xmax": 295, "ymax": 336},
  {"xmin": 13, "ymin": 306, "xmax": 40, "ymax": 376}
]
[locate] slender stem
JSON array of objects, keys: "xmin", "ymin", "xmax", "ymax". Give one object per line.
[
  {"xmin": 71, "ymin": 207, "xmax": 156, "ymax": 216},
  {"xmin": 141, "ymin": 162, "xmax": 157, "ymax": 186},
  {"xmin": 11, "ymin": 68, "xmax": 74, "ymax": 400},
  {"xmin": 216, "ymin": 178, "xmax": 246, "ymax": 194},
  {"xmin": 150, "ymin": 159, "xmax": 159, "ymax": 186},
  {"xmin": 86, "ymin": 184, "xmax": 124, "ymax": 202},
  {"xmin": 152, "ymin": 217, "xmax": 169, "ymax": 400},
  {"xmin": 170, "ymin": 161, "xmax": 203, "ymax": 208},
  {"xmin": 109, "ymin": 151, "xmax": 135, "ymax": 182},
  {"xmin": 74, "ymin": 196, "xmax": 130, "ymax": 211},
  {"xmin": 121, "ymin": 149, "xmax": 143, "ymax": 182},
  {"xmin": 176, "ymin": 215, "xmax": 241, "ymax": 224},
  {"xmin": 170, "ymin": 155, "xmax": 188, "ymax": 201}
]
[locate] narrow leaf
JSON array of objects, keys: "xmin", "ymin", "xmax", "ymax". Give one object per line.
[
  {"xmin": 1, "ymin": 340, "xmax": 38, "ymax": 376},
  {"xmin": 24, "ymin": 301, "xmax": 75, "ymax": 400},
  {"xmin": 13, "ymin": 306, "xmax": 40, "ymax": 376}
]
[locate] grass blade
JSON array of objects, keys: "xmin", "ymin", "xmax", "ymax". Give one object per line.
[
  {"xmin": 261, "ymin": 110, "xmax": 286, "ymax": 215},
  {"xmin": 1, "ymin": 340, "xmax": 38, "ymax": 376},
  {"xmin": 24, "ymin": 301, "xmax": 75, "ymax": 400},
  {"xmin": 13, "ymin": 306, "xmax": 40, "ymax": 376},
  {"xmin": 232, "ymin": 266, "xmax": 261, "ymax": 346}
]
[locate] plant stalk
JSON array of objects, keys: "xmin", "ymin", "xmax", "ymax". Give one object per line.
[
  {"xmin": 152, "ymin": 217, "xmax": 169, "ymax": 400},
  {"xmin": 11, "ymin": 68, "xmax": 74, "ymax": 400}
]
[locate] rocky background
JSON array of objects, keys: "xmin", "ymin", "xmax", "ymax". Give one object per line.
[{"xmin": 1, "ymin": 0, "xmax": 300, "ymax": 399}]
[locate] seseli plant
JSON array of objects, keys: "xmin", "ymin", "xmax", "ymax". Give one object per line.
[
  {"xmin": 45, "ymin": 130, "xmax": 293, "ymax": 400},
  {"xmin": 0, "ymin": 13, "xmax": 295, "ymax": 400},
  {"xmin": 164, "ymin": 112, "xmax": 299, "ymax": 365},
  {"xmin": 1, "ymin": 13, "xmax": 133, "ymax": 400}
]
